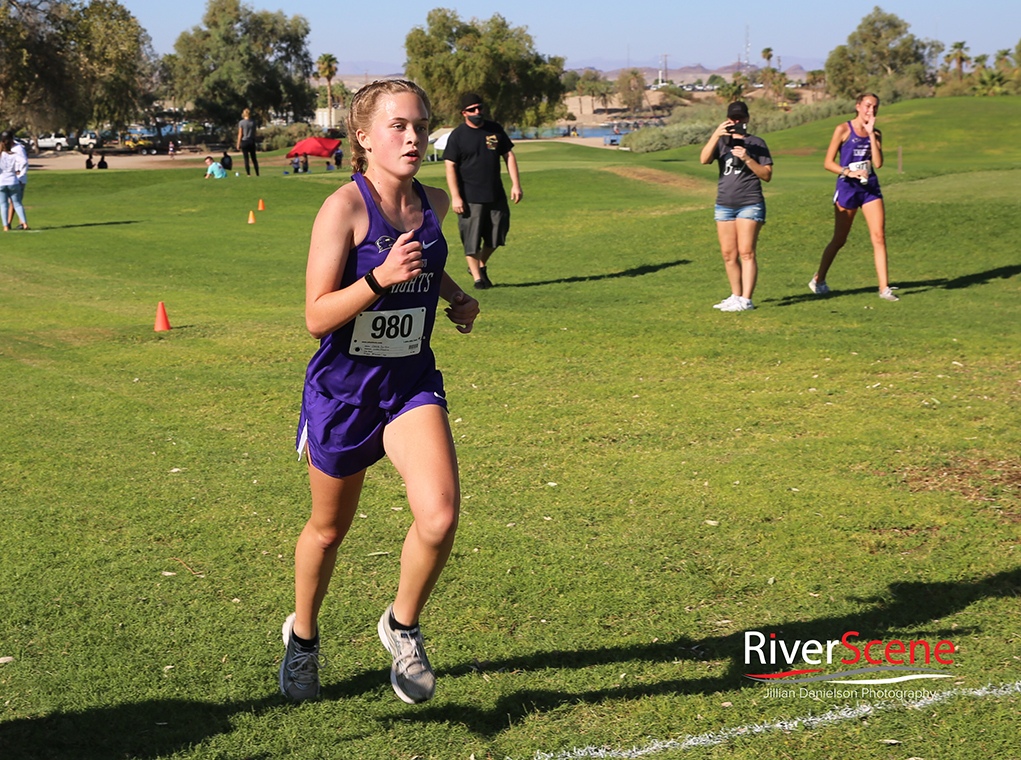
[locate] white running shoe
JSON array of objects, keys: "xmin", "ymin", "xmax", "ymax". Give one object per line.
[
  {"xmin": 879, "ymin": 287, "xmax": 900, "ymax": 302},
  {"xmin": 713, "ymin": 294, "xmax": 740, "ymax": 309},
  {"xmin": 378, "ymin": 606, "xmax": 436, "ymax": 704},
  {"xmin": 720, "ymin": 296, "xmax": 754, "ymax": 312},
  {"xmin": 808, "ymin": 277, "xmax": 830, "ymax": 295}
]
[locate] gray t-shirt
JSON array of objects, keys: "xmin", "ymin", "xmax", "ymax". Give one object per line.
[
  {"xmin": 711, "ymin": 134, "xmax": 772, "ymax": 208},
  {"xmin": 238, "ymin": 118, "xmax": 256, "ymax": 143}
]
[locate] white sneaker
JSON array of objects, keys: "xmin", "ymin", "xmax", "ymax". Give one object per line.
[
  {"xmin": 808, "ymin": 277, "xmax": 830, "ymax": 295},
  {"xmin": 713, "ymin": 294, "xmax": 740, "ymax": 309},
  {"xmin": 720, "ymin": 296, "xmax": 754, "ymax": 312},
  {"xmin": 879, "ymin": 287, "xmax": 900, "ymax": 302}
]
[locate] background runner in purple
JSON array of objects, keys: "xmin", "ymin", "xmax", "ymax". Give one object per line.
[{"xmin": 809, "ymin": 93, "xmax": 899, "ymax": 302}]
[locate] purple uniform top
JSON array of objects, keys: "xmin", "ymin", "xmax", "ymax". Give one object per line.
[
  {"xmin": 833, "ymin": 121, "xmax": 882, "ymax": 209},
  {"xmin": 834, "ymin": 121, "xmax": 882, "ymax": 208},
  {"xmin": 302, "ymin": 172, "xmax": 448, "ymax": 411}
]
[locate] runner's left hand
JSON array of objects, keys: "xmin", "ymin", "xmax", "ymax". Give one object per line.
[{"xmin": 445, "ymin": 291, "xmax": 479, "ymax": 334}]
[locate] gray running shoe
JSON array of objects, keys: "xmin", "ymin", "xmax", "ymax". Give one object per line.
[
  {"xmin": 808, "ymin": 277, "xmax": 830, "ymax": 295},
  {"xmin": 879, "ymin": 287, "xmax": 900, "ymax": 301},
  {"xmin": 279, "ymin": 613, "xmax": 325, "ymax": 702},
  {"xmin": 377, "ymin": 605, "xmax": 436, "ymax": 704}
]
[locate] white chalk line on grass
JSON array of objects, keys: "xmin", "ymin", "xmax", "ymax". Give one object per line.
[{"xmin": 527, "ymin": 680, "xmax": 1021, "ymax": 760}]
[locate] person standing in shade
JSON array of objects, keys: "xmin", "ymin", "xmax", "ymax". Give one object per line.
[
  {"xmin": 444, "ymin": 93, "xmax": 522, "ymax": 290},
  {"xmin": 237, "ymin": 108, "xmax": 260, "ymax": 177},
  {"xmin": 808, "ymin": 93, "xmax": 899, "ymax": 302},
  {"xmin": 699, "ymin": 101, "xmax": 773, "ymax": 312}
]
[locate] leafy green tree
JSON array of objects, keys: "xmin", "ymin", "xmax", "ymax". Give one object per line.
[
  {"xmin": 69, "ymin": 0, "xmax": 155, "ymax": 133},
  {"xmin": 945, "ymin": 42, "xmax": 971, "ymax": 79},
  {"xmin": 170, "ymin": 0, "xmax": 315, "ymax": 130},
  {"xmin": 576, "ymin": 69, "xmax": 611, "ymax": 114},
  {"xmin": 316, "ymin": 82, "xmax": 350, "ymax": 110},
  {"xmin": 1, "ymin": 0, "xmax": 152, "ymax": 138},
  {"xmin": 824, "ymin": 7, "xmax": 942, "ymax": 99},
  {"xmin": 316, "ymin": 53, "xmax": 338, "ymax": 128},
  {"xmin": 806, "ymin": 69, "xmax": 826, "ymax": 90},
  {"xmin": 0, "ymin": 0, "xmax": 71, "ymax": 131},
  {"xmin": 405, "ymin": 8, "xmax": 565, "ymax": 126},
  {"xmin": 562, "ymin": 70, "xmax": 581, "ymax": 92},
  {"xmin": 615, "ymin": 68, "xmax": 645, "ymax": 113},
  {"xmin": 706, "ymin": 74, "xmax": 726, "ymax": 87}
]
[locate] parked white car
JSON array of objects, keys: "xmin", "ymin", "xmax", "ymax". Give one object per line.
[
  {"xmin": 75, "ymin": 131, "xmax": 99, "ymax": 148},
  {"xmin": 37, "ymin": 132, "xmax": 70, "ymax": 150}
]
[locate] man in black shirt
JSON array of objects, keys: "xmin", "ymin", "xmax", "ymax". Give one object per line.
[{"xmin": 443, "ymin": 93, "xmax": 522, "ymax": 290}]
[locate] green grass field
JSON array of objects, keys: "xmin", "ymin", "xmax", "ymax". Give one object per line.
[{"xmin": 1, "ymin": 97, "xmax": 1019, "ymax": 760}]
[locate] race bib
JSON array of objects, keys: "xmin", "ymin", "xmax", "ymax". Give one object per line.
[
  {"xmin": 350, "ymin": 307, "xmax": 426, "ymax": 358},
  {"xmin": 847, "ymin": 160, "xmax": 872, "ymax": 174}
]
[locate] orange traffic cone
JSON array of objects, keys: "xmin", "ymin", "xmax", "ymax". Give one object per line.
[
  {"xmin": 258, "ymin": 198, "xmax": 265, "ymax": 211},
  {"xmin": 154, "ymin": 301, "xmax": 172, "ymax": 332},
  {"xmin": 248, "ymin": 210, "xmax": 256, "ymax": 224}
]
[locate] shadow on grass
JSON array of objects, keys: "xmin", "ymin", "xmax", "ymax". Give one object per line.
[
  {"xmin": 764, "ymin": 264, "xmax": 1021, "ymax": 306},
  {"xmin": 41, "ymin": 220, "xmax": 145, "ymax": 230},
  {"xmin": 390, "ymin": 567, "xmax": 1021, "ymax": 737},
  {"xmin": 2, "ymin": 569, "xmax": 1017, "ymax": 756},
  {"xmin": 499, "ymin": 259, "xmax": 691, "ymax": 289}
]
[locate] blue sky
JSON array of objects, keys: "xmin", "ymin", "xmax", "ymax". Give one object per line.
[{"xmin": 126, "ymin": 0, "xmax": 1020, "ymax": 74}]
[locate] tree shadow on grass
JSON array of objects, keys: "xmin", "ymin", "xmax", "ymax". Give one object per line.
[
  {"xmin": 383, "ymin": 568, "xmax": 1021, "ymax": 738},
  {"xmin": 499, "ymin": 259, "xmax": 690, "ymax": 289},
  {"xmin": 765, "ymin": 264, "xmax": 1021, "ymax": 307},
  {"xmin": 2, "ymin": 569, "xmax": 1017, "ymax": 756}
]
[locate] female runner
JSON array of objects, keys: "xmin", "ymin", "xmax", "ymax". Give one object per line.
[
  {"xmin": 809, "ymin": 93, "xmax": 899, "ymax": 301},
  {"xmin": 280, "ymin": 79, "xmax": 479, "ymax": 705}
]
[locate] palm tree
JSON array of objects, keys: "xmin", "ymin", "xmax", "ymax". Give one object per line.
[
  {"xmin": 994, "ymin": 49, "xmax": 1013, "ymax": 70},
  {"xmin": 945, "ymin": 42, "xmax": 971, "ymax": 80},
  {"xmin": 974, "ymin": 68, "xmax": 1007, "ymax": 96},
  {"xmin": 316, "ymin": 53, "xmax": 338, "ymax": 128},
  {"xmin": 972, "ymin": 54, "xmax": 988, "ymax": 71},
  {"xmin": 760, "ymin": 47, "xmax": 774, "ymax": 97}
]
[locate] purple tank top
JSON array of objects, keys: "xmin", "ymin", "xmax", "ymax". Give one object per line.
[
  {"xmin": 837, "ymin": 121, "xmax": 880, "ymax": 193},
  {"xmin": 302, "ymin": 173, "xmax": 448, "ymax": 410},
  {"xmin": 839, "ymin": 121, "xmax": 874, "ymax": 171}
]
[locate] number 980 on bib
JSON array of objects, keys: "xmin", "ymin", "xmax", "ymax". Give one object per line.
[{"xmin": 350, "ymin": 307, "xmax": 427, "ymax": 357}]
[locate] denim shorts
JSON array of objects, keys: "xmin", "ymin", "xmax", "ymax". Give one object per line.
[{"xmin": 714, "ymin": 202, "xmax": 766, "ymax": 223}]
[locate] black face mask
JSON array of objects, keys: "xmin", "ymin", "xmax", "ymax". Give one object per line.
[{"xmin": 466, "ymin": 113, "xmax": 484, "ymax": 127}]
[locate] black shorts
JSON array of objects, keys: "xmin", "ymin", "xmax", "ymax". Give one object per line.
[{"xmin": 458, "ymin": 201, "xmax": 510, "ymax": 256}]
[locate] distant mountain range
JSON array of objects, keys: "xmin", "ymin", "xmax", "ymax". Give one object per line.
[
  {"xmin": 594, "ymin": 63, "xmax": 812, "ymax": 83},
  {"xmin": 328, "ymin": 57, "xmax": 823, "ymax": 85}
]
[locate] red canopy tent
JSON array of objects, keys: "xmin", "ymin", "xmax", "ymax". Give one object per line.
[{"xmin": 286, "ymin": 136, "xmax": 341, "ymax": 158}]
